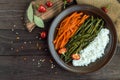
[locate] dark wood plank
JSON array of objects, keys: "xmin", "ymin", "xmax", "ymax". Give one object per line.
[
  {"xmin": 0, "ymin": 28, "xmax": 49, "ymax": 55},
  {"xmin": 0, "ymin": 48, "xmax": 120, "ymax": 80},
  {"xmin": 0, "ymin": 0, "xmax": 31, "ymax": 29}
]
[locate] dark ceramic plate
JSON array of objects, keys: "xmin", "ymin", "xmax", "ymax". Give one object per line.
[{"xmin": 48, "ymin": 4, "xmax": 117, "ymax": 74}]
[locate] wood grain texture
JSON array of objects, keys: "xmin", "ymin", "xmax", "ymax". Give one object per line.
[
  {"xmin": 0, "ymin": 48, "xmax": 120, "ymax": 80},
  {"xmin": 0, "ymin": 0, "xmax": 120, "ymax": 80}
]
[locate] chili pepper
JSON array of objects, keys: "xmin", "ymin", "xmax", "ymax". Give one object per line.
[
  {"xmin": 71, "ymin": 53, "xmax": 80, "ymax": 60},
  {"xmin": 58, "ymin": 48, "xmax": 67, "ymax": 55},
  {"xmin": 46, "ymin": 1, "xmax": 53, "ymax": 7},
  {"xmin": 38, "ymin": 5, "xmax": 46, "ymax": 12},
  {"xmin": 40, "ymin": 31, "xmax": 47, "ymax": 39}
]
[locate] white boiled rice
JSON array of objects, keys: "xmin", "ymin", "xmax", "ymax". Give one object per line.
[{"xmin": 72, "ymin": 28, "xmax": 110, "ymax": 66}]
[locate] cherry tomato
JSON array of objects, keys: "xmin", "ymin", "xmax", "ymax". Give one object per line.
[
  {"xmin": 58, "ymin": 48, "xmax": 67, "ymax": 55},
  {"xmin": 40, "ymin": 31, "xmax": 47, "ymax": 39},
  {"xmin": 67, "ymin": 0, "xmax": 72, "ymax": 3},
  {"xmin": 46, "ymin": 1, "xmax": 53, "ymax": 7},
  {"xmin": 101, "ymin": 7, "xmax": 108, "ymax": 13},
  {"xmin": 38, "ymin": 5, "xmax": 46, "ymax": 12},
  {"xmin": 71, "ymin": 53, "xmax": 80, "ymax": 60}
]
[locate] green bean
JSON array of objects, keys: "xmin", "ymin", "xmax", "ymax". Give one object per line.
[
  {"xmin": 65, "ymin": 58, "xmax": 72, "ymax": 63},
  {"xmin": 91, "ymin": 19, "xmax": 102, "ymax": 34},
  {"xmin": 61, "ymin": 16, "xmax": 105, "ymax": 63},
  {"xmin": 82, "ymin": 19, "xmax": 97, "ymax": 34},
  {"xmin": 95, "ymin": 20, "xmax": 104, "ymax": 34},
  {"xmin": 67, "ymin": 18, "xmax": 92, "ymax": 45}
]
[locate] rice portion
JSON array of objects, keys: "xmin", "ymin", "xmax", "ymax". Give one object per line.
[{"xmin": 72, "ymin": 28, "xmax": 110, "ymax": 66}]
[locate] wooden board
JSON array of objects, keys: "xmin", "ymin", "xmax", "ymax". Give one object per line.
[{"xmin": 0, "ymin": 0, "xmax": 120, "ymax": 79}]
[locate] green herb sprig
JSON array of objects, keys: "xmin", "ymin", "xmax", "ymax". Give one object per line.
[{"xmin": 27, "ymin": 3, "xmax": 44, "ymax": 28}]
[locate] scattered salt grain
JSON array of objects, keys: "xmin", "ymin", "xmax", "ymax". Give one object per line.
[
  {"xmin": 13, "ymin": 25, "xmax": 16, "ymax": 28},
  {"xmin": 11, "ymin": 48, "xmax": 14, "ymax": 50},
  {"xmin": 32, "ymin": 59, "xmax": 35, "ymax": 62},
  {"xmin": 36, "ymin": 36, "xmax": 39, "ymax": 39},
  {"xmin": 11, "ymin": 28, "xmax": 14, "ymax": 31},
  {"xmin": 15, "ymin": 32, "xmax": 19, "ymax": 35},
  {"xmin": 38, "ymin": 61, "xmax": 41, "ymax": 67},
  {"xmin": 51, "ymin": 64, "xmax": 55, "ymax": 69},
  {"xmin": 16, "ymin": 36, "xmax": 20, "ymax": 40},
  {"xmin": 24, "ymin": 42, "xmax": 27, "ymax": 44},
  {"xmin": 41, "ymin": 59, "xmax": 45, "ymax": 62},
  {"xmin": 51, "ymin": 64, "xmax": 54, "ymax": 69}
]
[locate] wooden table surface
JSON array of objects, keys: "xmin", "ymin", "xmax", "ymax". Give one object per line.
[{"xmin": 0, "ymin": 0, "xmax": 120, "ymax": 80}]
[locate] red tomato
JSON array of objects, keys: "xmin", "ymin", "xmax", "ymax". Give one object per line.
[
  {"xmin": 46, "ymin": 1, "xmax": 53, "ymax": 7},
  {"xmin": 101, "ymin": 7, "xmax": 108, "ymax": 13},
  {"xmin": 38, "ymin": 5, "xmax": 46, "ymax": 12},
  {"xmin": 71, "ymin": 53, "xmax": 80, "ymax": 60},
  {"xmin": 40, "ymin": 31, "xmax": 47, "ymax": 39},
  {"xmin": 58, "ymin": 48, "xmax": 67, "ymax": 55},
  {"xmin": 67, "ymin": 0, "xmax": 72, "ymax": 3}
]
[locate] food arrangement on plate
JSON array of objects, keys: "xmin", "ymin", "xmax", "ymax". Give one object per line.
[
  {"xmin": 48, "ymin": 5, "xmax": 117, "ymax": 73},
  {"xmin": 53, "ymin": 12, "xmax": 110, "ymax": 66}
]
